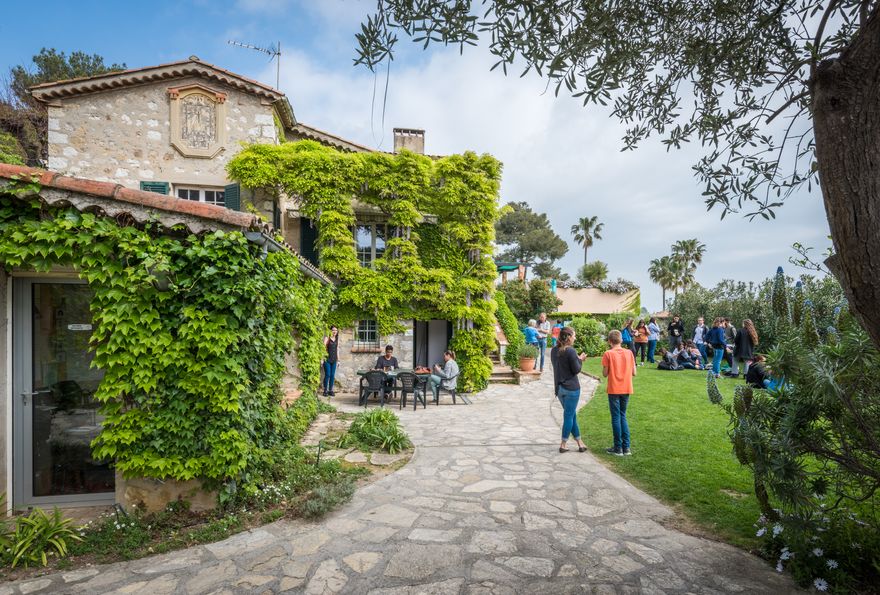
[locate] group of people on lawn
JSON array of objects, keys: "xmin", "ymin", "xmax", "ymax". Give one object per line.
[
  {"xmin": 320, "ymin": 325, "xmax": 459, "ymax": 402},
  {"xmin": 619, "ymin": 314, "xmax": 772, "ymax": 387},
  {"xmin": 551, "ymin": 314, "xmax": 776, "ymax": 457}
]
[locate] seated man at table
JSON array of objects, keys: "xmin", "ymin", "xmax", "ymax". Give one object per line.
[{"xmin": 374, "ymin": 345, "xmax": 399, "ymax": 371}]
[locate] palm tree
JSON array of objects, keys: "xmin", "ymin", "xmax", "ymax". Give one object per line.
[
  {"xmin": 671, "ymin": 238, "xmax": 706, "ymax": 290},
  {"xmin": 648, "ymin": 255, "xmax": 677, "ymax": 310},
  {"xmin": 570, "ymin": 216, "xmax": 604, "ymax": 265}
]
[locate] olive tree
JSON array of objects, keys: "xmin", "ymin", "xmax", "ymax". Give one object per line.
[{"xmin": 354, "ymin": 0, "xmax": 880, "ymax": 348}]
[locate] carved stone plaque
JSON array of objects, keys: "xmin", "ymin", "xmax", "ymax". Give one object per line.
[
  {"xmin": 180, "ymin": 94, "xmax": 216, "ymax": 149},
  {"xmin": 168, "ymin": 84, "xmax": 227, "ymax": 158}
]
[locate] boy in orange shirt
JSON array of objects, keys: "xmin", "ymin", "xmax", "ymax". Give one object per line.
[{"xmin": 601, "ymin": 329, "xmax": 637, "ymax": 456}]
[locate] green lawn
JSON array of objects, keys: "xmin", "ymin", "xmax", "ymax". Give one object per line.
[{"xmin": 578, "ymin": 358, "xmax": 761, "ymax": 550}]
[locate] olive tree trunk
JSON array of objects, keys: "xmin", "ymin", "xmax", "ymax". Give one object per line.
[{"xmin": 811, "ymin": 8, "xmax": 880, "ymax": 350}]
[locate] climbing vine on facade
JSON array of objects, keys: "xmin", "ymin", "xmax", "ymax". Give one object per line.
[
  {"xmin": 228, "ymin": 141, "xmax": 503, "ymax": 391},
  {"xmin": 0, "ymin": 188, "xmax": 330, "ymax": 483}
]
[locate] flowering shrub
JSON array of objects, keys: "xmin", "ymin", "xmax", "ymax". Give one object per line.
[
  {"xmin": 558, "ymin": 277, "xmax": 638, "ymax": 294},
  {"xmin": 754, "ymin": 507, "xmax": 880, "ymax": 592}
]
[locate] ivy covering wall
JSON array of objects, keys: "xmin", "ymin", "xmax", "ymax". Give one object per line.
[
  {"xmin": 493, "ymin": 292, "xmax": 525, "ymax": 369},
  {"xmin": 228, "ymin": 141, "xmax": 502, "ymax": 391},
  {"xmin": 0, "ymin": 184, "xmax": 331, "ymax": 483}
]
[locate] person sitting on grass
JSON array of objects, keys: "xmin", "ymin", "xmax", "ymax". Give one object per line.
[
  {"xmin": 686, "ymin": 342, "xmax": 704, "ymax": 370},
  {"xmin": 745, "ymin": 354, "xmax": 775, "ymax": 389},
  {"xmin": 673, "ymin": 342, "xmax": 698, "ymax": 369},
  {"xmin": 602, "ymin": 330, "xmax": 636, "ymax": 456}
]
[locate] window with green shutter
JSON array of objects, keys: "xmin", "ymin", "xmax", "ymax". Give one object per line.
[
  {"xmin": 224, "ymin": 183, "xmax": 241, "ymax": 211},
  {"xmin": 139, "ymin": 181, "xmax": 169, "ymax": 194}
]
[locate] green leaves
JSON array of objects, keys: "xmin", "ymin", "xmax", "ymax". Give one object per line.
[
  {"xmin": 228, "ymin": 140, "xmax": 501, "ymax": 393},
  {"xmin": 2, "ymin": 505, "xmax": 82, "ymax": 568},
  {"xmin": 0, "ymin": 193, "xmax": 329, "ymax": 486}
]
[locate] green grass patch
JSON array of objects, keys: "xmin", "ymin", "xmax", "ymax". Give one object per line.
[{"xmin": 578, "ymin": 359, "xmax": 762, "ymax": 549}]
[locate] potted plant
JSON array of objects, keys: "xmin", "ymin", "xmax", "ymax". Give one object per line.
[{"xmin": 517, "ymin": 344, "xmax": 539, "ymax": 372}]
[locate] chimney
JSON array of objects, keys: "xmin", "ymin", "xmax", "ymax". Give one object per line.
[{"xmin": 393, "ymin": 128, "xmax": 425, "ymax": 154}]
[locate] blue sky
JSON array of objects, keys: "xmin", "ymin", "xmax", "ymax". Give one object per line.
[{"xmin": 0, "ymin": 0, "xmax": 833, "ymax": 312}]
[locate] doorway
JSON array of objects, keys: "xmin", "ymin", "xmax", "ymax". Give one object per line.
[
  {"xmin": 413, "ymin": 319, "xmax": 452, "ymax": 369},
  {"xmin": 12, "ymin": 278, "xmax": 114, "ymax": 508}
]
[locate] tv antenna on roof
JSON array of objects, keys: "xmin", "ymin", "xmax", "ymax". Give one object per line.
[{"xmin": 227, "ymin": 40, "xmax": 281, "ymax": 90}]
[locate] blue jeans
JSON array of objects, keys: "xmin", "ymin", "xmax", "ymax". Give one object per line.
[
  {"xmin": 322, "ymin": 361, "xmax": 337, "ymax": 391},
  {"xmin": 538, "ymin": 338, "xmax": 547, "ymax": 371},
  {"xmin": 696, "ymin": 343, "xmax": 707, "ymax": 365},
  {"xmin": 711, "ymin": 347, "xmax": 724, "ymax": 376},
  {"xmin": 557, "ymin": 386, "xmax": 581, "ymax": 440},
  {"xmin": 647, "ymin": 340, "xmax": 657, "ymax": 363},
  {"xmin": 429, "ymin": 374, "xmax": 443, "ymax": 399},
  {"xmin": 608, "ymin": 394, "xmax": 630, "ymax": 450}
]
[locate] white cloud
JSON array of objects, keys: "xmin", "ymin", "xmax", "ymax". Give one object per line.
[{"xmin": 261, "ymin": 21, "xmax": 832, "ymax": 314}]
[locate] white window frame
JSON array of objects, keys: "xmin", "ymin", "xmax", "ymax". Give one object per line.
[
  {"xmin": 354, "ymin": 319, "xmax": 380, "ymax": 351},
  {"xmin": 174, "ymin": 186, "xmax": 226, "ymax": 207},
  {"xmin": 353, "ymin": 223, "xmax": 387, "ymax": 268}
]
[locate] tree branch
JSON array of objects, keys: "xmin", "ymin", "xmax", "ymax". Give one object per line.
[
  {"xmin": 812, "ymin": 0, "xmax": 843, "ymax": 72},
  {"xmin": 766, "ymin": 90, "xmax": 809, "ymax": 123}
]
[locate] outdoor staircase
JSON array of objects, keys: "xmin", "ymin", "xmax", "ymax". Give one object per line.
[{"xmin": 489, "ymin": 351, "xmax": 519, "ymax": 385}]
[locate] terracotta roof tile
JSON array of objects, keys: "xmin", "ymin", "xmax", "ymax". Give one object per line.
[{"xmin": 0, "ymin": 164, "xmax": 331, "ymax": 284}]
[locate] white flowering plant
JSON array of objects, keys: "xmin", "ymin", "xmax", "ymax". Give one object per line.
[{"xmin": 753, "ymin": 508, "xmax": 879, "ymax": 593}]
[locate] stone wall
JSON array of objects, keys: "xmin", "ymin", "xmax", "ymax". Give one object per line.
[
  {"xmin": 329, "ymin": 325, "xmax": 414, "ymax": 392},
  {"xmin": 46, "ymin": 76, "xmax": 279, "ymax": 190},
  {"xmin": 0, "ymin": 270, "xmax": 7, "ymax": 509}
]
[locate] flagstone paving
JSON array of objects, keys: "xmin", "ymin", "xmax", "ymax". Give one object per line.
[{"xmin": 4, "ymin": 373, "xmax": 799, "ymax": 594}]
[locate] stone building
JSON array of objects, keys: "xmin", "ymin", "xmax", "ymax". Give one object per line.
[{"xmin": 30, "ymin": 56, "xmax": 452, "ymax": 392}]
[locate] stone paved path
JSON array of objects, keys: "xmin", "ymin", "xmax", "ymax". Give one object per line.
[{"xmin": 4, "ymin": 373, "xmax": 798, "ymax": 594}]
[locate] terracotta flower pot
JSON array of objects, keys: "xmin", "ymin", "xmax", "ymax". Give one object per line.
[{"xmin": 519, "ymin": 357, "xmax": 536, "ymax": 372}]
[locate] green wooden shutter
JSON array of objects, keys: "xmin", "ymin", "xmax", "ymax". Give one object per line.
[
  {"xmin": 224, "ymin": 183, "xmax": 241, "ymax": 211},
  {"xmin": 300, "ymin": 217, "xmax": 319, "ymax": 266},
  {"xmin": 273, "ymin": 200, "xmax": 281, "ymax": 229},
  {"xmin": 139, "ymin": 181, "xmax": 169, "ymax": 194}
]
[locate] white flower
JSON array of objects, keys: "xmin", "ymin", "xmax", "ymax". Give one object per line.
[
  {"xmin": 780, "ymin": 549, "xmax": 792, "ymax": 561},
  {"xmin": 813, "ymin": 548, "xmax": 824, "ymax": 557},
  {"xmin": 772, "ymin": 523, "xmax": 784, "ymax": 536},
  {"xmin": 756, "ymin": 528, "xmax": 767, "ymax": 537},
  {"xmin": 813, "ymin": 578, "xmax": 828, "ymax": 591},
  {"xmin": 776, "ymin": 561, "xmax": 783, "ymax": 573},
  {"xmin": 826, "ymin": 559, "xmax": 838, "ymax": 569}
]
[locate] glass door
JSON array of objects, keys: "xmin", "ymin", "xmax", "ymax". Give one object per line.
[{"xmin": 12, "ymin": 279, "xmax": 114, "ymax": 508}]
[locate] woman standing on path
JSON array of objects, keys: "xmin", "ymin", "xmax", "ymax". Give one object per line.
[
  {"xmin": 729, "ymin": 319, "xmax": 759, "ymax": 378},
  {"xmin": 706, "ymin": 318, "xmax": 727, "ymax": 378},
  {"xmin": 322, "ymin": 325, "xmax": 339, "ymax": 397},
  {"xmin": 647, "ymin": 317, "xmax": 661, "ymax": 363},
  {"xmin": 550, "ymin": 327, "xmax": 588, "ymax": 453},
  {"xmin": 633, "ymin": 320, "xmax": 649, "ymax": 365}
]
